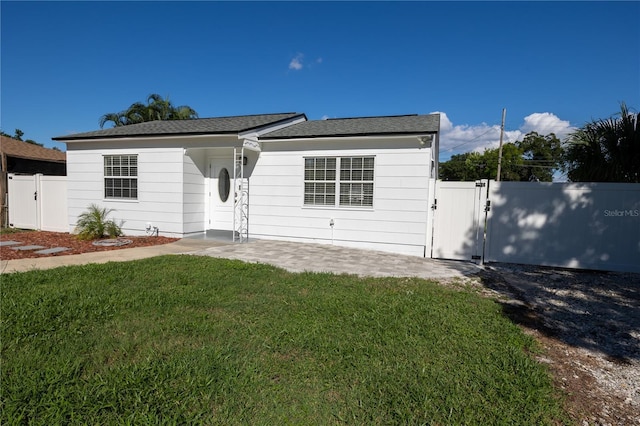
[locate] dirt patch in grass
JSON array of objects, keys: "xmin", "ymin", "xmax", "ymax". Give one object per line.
[
  {"xmin": 475, "ymin": 265, "xmax": 640, "ymax": 426},
  {"xmin": 0, "ymin": 230, "xmax": 178, "ymax": 260}
]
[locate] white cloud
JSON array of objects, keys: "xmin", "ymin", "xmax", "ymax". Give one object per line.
[
  {"xmin": 521, "ymin": 112, "xmax": 575, "ymax": 140},
  {"xmin": 435, "ymin": 111, "xmax": 576, "ymax": 160},
  {"xmin": 321, "ymin": 115, "xmax": 330, "ymax": 120},
  {"xmin": 289, "ymin": 53, "xmax": 304, "ymax": 71},
  {"xmin": 435, "ymin": 111, "xmax": 507, "ymax": 155},
  {"xmin": 288, "ymin": 54, "xmax": 323, "ymax": 71}
]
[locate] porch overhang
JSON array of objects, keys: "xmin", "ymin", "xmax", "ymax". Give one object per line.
[{"xmin": 242, "ymin": 138, "xmax": 262, "ymax": 152}]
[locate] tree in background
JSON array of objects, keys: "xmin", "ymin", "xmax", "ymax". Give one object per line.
[
  {"xmin": 0, "ymin": 129, "xmax": 44, "ymax": 147},
  {"xmin": 563, "ymin": 102, "xmax": 639, "ymax": 182},
  {"xmin": 516, "ymin": 132, "xmax": 563, "ymax": 182},
  {"xmin": 99, "ymin": 94, "xmax": 199, "ymax": 128},
  {"xmin": 483, "ymin": 143, "xmax": 525, "ymax": 181},
  {"xmin": 438, "ymin": 152, "xmax": 486, "ymax": 181},
  {"xmin": 439, "ymin": 132, "xmax": 563, "ymax": 182}
]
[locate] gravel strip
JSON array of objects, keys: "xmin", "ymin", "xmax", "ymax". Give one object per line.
[{"xmin": 470, "ymin": 263, "xmax": 639, "ymax": 425}]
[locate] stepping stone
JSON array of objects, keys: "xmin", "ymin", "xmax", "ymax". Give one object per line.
[
  {"xmin": 11, "ymin": 245, "xmax": 46, "ymax": 251},
  {"xmin": 0, "ymin": 241, "xmax": 22, "ymax": 247},
  {"xmin": 35, "ymin": 247, "xmax": 70, "ymax": 255}
]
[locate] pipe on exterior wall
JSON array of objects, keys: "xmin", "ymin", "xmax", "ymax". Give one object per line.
[{"xmin": 330, "ymin": 218, "xmax": 335, "ymax": 244}]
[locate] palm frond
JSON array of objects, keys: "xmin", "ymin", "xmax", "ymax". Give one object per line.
[{"xmin": 74, "ymin": 204, "xmax": 123, "ymax": 240}]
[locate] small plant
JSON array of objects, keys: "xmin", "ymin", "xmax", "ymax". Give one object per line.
[{"xmin": 74, "ymin": 204, "xmax": 123, "ymax": 240}]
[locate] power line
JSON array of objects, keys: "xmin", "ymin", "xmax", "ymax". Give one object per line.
[
  {"xmin": 512, "ymin": 164, "xmax": 560, "ymax": 169},
  {"xmin": 441, "ymin": 127, "xmax": 497, "ymax": 153}
]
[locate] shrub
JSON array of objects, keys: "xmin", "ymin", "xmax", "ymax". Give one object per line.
[{"xmin": 74, "ymin": 204, "xmax": 123, "ymax": 240}]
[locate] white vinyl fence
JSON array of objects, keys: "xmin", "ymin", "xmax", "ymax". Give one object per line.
[
  {"xmin": 484, "ymin": 181, "xmax": 640, "ymax": 273},
  {"xmin": 7, "ymin": 173, "xmax": 640, "ymax": 273},
  {"xmin": 431, "ymin": 180, "xmax": 640, "ymax": 273},
  {"xmin": 8, "ymin": 174, "xmax": 68, "ymax": 232}
]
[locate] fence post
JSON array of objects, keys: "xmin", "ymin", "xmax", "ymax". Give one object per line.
[
  {"xmin": 1, "ymin": 152, "xmax": 6, "ymax": 228},
  {"xmin": 36, "ymin": 173, "xmax": 43, "ymax": 230}
]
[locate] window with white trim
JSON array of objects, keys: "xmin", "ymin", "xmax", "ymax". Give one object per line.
[
  {"xmin": 304, "ymin": 156, "xmax": 374, "ymax": 208},
  {"xmin": 104, "ymin": 155, "xmax": 138, "ymax": 199},
  {"xmin": 339, "ymin": 157, "xmax": 374, "ymax": 207},
  {"xmin": 304, "ymin": 157, "xmax": 336, "ymax": 206}
]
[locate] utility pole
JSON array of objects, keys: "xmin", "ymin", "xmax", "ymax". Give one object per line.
[{"xmin": 496, "ymin": 108, "xmax": 506, "ymax": 181}]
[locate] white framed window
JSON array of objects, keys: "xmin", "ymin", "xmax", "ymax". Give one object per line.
[
  {"xmin": 339, "ymin": 157, "xmax": 374, "ymax": 207},
  {"xmin": 304, "ymin": 156, "xmax": 374, "ymax": 208},
  {"xmin": 104, "ymin": 154, "xmax": 138, "ymax": 199},
  {"xmin": 304, "ymin": 157, "xmax": 336, "ymax": 206}
]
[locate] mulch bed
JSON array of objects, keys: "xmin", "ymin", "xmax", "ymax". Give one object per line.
[{"xmin": 0, "ymin": 231, "xmax": 178, "ymax": 260}]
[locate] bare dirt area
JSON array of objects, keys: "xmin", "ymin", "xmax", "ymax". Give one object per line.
[
  {"xmin": 0, "ymin": 230, "xmax": 178, "ymax": 261},
  {"xmin": 472, "ymin": 264, "xmax": 640, "ymax": 426}
]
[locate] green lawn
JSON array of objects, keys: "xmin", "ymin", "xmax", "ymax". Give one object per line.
[{"xmin": 1, "ymin": 256, "xmax": 565, "ymax": 424}]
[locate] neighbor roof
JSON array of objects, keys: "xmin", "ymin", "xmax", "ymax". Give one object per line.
[
  {"xmin": 1, "ymin": 136, "xmax": 66, "ymax": 163},
  {"xmin": 53, "ymin": 113, "xmax": 306, "ymax": 141},
  {"xmin": 259, "ymin": 114, "xmax": 440, "ymax": 139}
]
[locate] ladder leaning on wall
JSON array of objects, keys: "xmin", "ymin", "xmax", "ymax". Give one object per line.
[{"xmin": 232, "ymin": 149, "xmax": 249, "ymax": 243}]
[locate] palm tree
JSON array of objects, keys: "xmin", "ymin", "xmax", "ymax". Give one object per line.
[
  {"xmin": 144, "ymin": 94, "xmax": 171, "ymax": 121},
  {"xmin": 171, "ymin": 104, "xmax": 199, "ymax": 120},
  {"xmin": 74, "ymin": 204, "xmax": 123, "ymax": 240},
  {"xmin": 99, "ymin": 94, "xmax": 198, "ymax": 128},
  {"xmin": 98, "ymin": 112, "xmax": 128, "ymax": 128},
  {"xmin": 563, "ymin": 102, "xmax": 639, "ymax": 182}
]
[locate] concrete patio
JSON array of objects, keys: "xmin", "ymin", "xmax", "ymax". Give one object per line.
[{"xmin": 1, "ymin": 237, "xmax": 481, "ymax": 279}]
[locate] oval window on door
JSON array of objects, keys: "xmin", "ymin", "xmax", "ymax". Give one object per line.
[{"xmin": 218, "ymin": 168, "xmax": 230, "ymax": 202}]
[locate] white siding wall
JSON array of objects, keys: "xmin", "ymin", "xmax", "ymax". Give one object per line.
[
  {"xmin": 249, "ymin": 140, "xmax": 433, "ymax": 256},
  {"xmin": 65, "ymin": 134, "xmax": 434, "ymax": 250},
  {"xmin": 183, "ymin": 150, "xmax": 207, "ymax": 234},
  {"xmin": 67, "ymin": 146, "xmax": 187, "ymax": 237}
]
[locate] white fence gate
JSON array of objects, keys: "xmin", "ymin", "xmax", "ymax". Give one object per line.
[
  {"xmin": 7, "ymin": 174, "xmax": 38, "ymax": 229},
  {"xmin": 431, "ymin": 180, "xmax": 640, "ymax": 273},
  {"xmin": 431, "ymin": 180, "xmax": 488, "ymax": 262},
  {"xmin": 8, "ymin": 174, "xmax": 68, "ymax": 232}
]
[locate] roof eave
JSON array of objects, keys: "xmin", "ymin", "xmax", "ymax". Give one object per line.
[
  {"xmin": 53, "ymin": 113, "xmax": 308, "ymax": 142},
  {"xmin": 259, "ymin": 131, "xmax": 437, "ymax": 141},
  {"xmin": 54, "ymin": 130, "xmax": 241, "ymax": 142},
  {"xmin": 2, "ymin": 153, "xmax": 66, "ymax": 163}
]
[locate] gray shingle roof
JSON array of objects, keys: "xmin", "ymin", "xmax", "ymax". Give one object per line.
[
  {"xmin": 53, "ymin": 113, "xmax": 305, "ymax": 141},
  {"xmin": 259, "ymin": 114, "xmax": 440, "ymax": 139}
]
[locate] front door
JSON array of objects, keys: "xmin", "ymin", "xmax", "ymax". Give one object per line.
[{"xmin": 209, "ymin": 158, "xmax": 234, "ymax": 231}]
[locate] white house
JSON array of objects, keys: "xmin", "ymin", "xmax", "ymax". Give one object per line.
[{"xmin": 54, "ymin": 112, "xmax": 440, "ymax": 257}]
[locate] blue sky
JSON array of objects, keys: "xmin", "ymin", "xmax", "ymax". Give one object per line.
[{"xmin": 2, "ymin": 1, "xmax": 639, "ymax": 161}]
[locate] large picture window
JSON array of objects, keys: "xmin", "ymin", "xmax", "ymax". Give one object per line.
[
  {"xmin": 104, "ymin": 155, "xmax": 138, "ymax": 199},
  {"xmin": 304, "ymin": 156, "xmax": 374, "ymax": 208}
]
